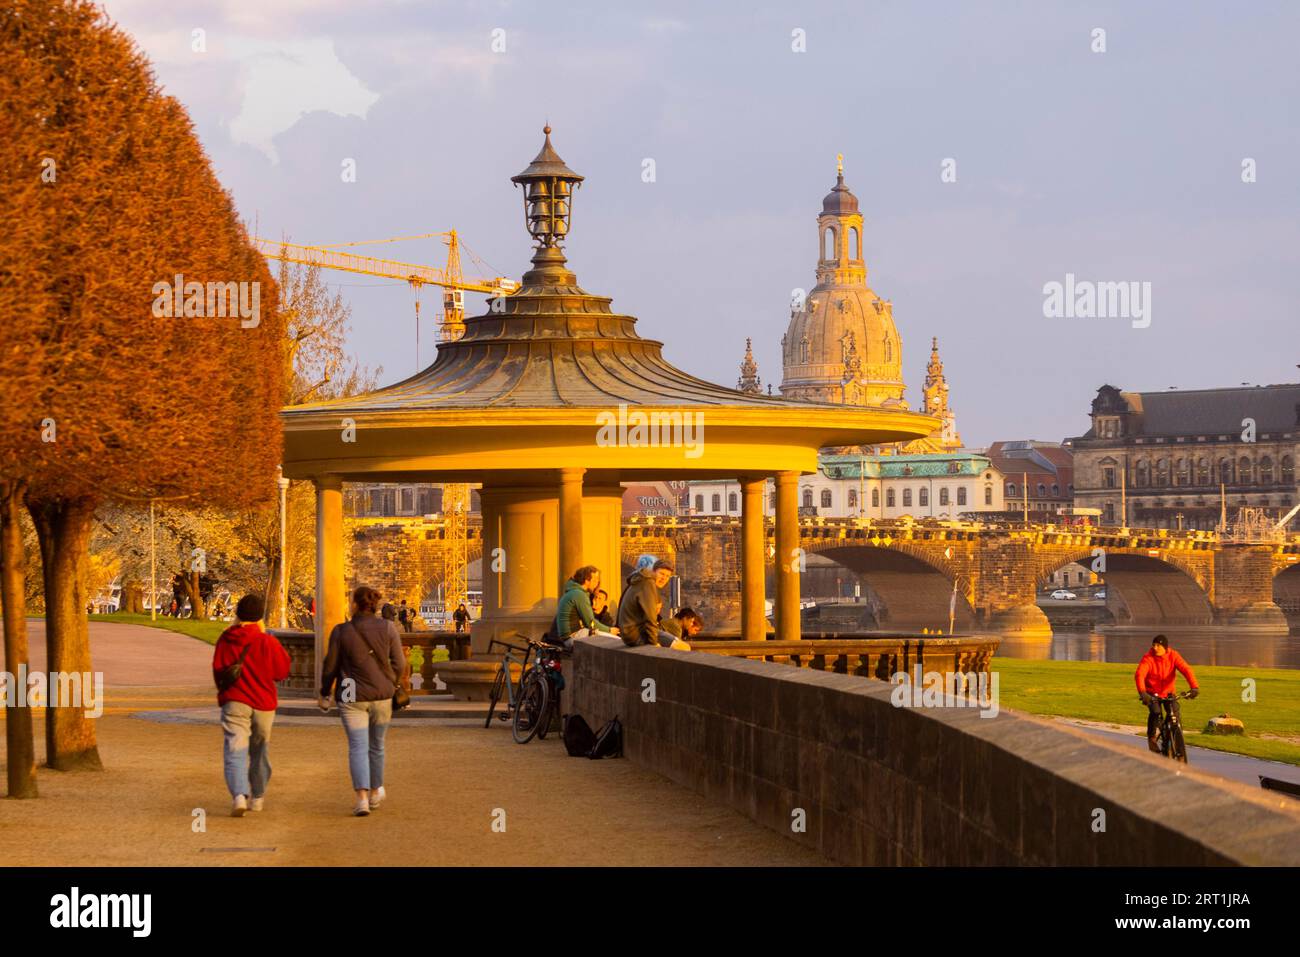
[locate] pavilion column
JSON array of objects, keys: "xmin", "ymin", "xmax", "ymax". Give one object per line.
[
  {"xmin": 740, "ymin": 476, "xmax": 767, "ymax": 641},
  {"xmin": 775, "ymin": 470, "xmax": 802, "ymax": 641},
  {"xmin": 313, "ymin": 475, "xmax": 346, "ymax": 688},
  {"xmin": 558, "ymin": 467, "xmax": 585, "ymax": 591}
]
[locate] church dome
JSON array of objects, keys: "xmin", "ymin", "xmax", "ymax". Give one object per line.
[{"xmin": 781, "ymin": 158, "xmax": 906, "ymax": 408}]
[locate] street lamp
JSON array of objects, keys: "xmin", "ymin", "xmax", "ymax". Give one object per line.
[{"xmin": 277, "ymin": 467, "xmax": 289, "ymax": 630}]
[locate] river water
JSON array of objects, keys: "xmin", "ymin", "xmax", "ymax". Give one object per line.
[{"xmin": 990, "ymin": 627, "xmax": 1300, "ymax": 670}]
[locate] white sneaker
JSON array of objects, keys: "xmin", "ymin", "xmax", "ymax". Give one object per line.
[
  {"xmin": 249, "ymin": 797, "xmax": 265, "ymax": 812},
  {"xmin": 352, "ymin": 796, "xmax": 370, "ymax": 817},
  {"xmin": 232, "ymin": 794, "xmax": 248, "ymax": 817},
  {"xmin": 369, "ymin": 786, "xmax": 385, "ymax": 810}
]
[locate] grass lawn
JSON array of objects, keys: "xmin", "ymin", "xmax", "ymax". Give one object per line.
[
  {"xmin": 86, "ymin": 612, "xmax": 228, "ymax": 645},
  {"xmin": 993, "ymin": 656, "xmax": 1300, "ymax": 766}
]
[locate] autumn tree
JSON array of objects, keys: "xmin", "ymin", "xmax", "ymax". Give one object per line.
[{"xmin": 0, "ymin": 0, "xmax": 286, "ymax": 772}]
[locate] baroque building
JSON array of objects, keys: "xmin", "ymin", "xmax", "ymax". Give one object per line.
[{"xmin": 1071, "ymin": 383, "xmax": 1300, "ymax": 530}]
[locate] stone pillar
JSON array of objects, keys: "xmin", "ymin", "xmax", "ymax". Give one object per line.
[
  {"xmin": 473, "ymin": 485, "xmax": 559, "ymax": 655},
  {"xmin": 741, "ymin": 476, "xmax": 767, "ymax": 641},
  {"xmin": 775, "ymin": 471, "xmax": 801, "ymax": 641},
  {"xmin": 558, "ymin": 467, "xmax": 585, "ymax": 592},
  {"xmin": 582, "ymin": 484, "xmax": 625, "ymax": 609},
  {"xmin": 1214, "ymin": 545, "xmax": 1288, "ymax": 633},
  {"xmin": 314, "ymin": 475, "xmax": 346, "ymax": 688}
]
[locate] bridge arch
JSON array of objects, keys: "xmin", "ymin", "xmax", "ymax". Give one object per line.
[
  {"xmin": 809, "ymin": 544, "xmax": 975, "ymax": 634},
  {"xmin": 1037, "ymin": 550, "xmax": 1213, "ymax": 627}
]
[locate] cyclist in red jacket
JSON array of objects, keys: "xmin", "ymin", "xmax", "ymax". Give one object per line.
[{"xmin": 1134, "ymin": 634, "xmax": 1199, "ymax": 753}]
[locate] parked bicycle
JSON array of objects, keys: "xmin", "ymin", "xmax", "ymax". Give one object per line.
[
  {"xmin": 1153, "ymin": 690, "xmax": 1194, "ymax": 763},
  {"xmin": 484, "ymin": 633, "xmax": 569, "ymax": 744}
]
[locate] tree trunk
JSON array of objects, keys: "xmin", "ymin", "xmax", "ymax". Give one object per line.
[
  {"xmin": 28, "ymin": 497, "xmax": 103, "ymax": 771},
  {"xmin": 120, "ymin": 580, "xmax": 144, "ymax": 614},
  {"xmin": 179, "ymin": 568, "xmax": 207, "ymax": 620},
  {"xmin": 1, "ymin": 482, "xmax": 38, "ymax": 797}
]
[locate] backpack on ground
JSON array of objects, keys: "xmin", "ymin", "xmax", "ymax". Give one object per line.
[
  {"xmin": 562, "ymin": 714, "xmax": 597, "ymax": 757},
  {"xmin": 589, "ymin": 716, "xmax": 623, "ymax": 759}
]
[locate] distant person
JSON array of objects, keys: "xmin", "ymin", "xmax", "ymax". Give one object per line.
[
  {"xmin": 319, "ymin": 585, "xmax": 408, "ymax": 817},
  {"xmin": 591, "ymin": 588, "xmax": 615, "ymax": 630},
  {"xmin": 213, "ymin": 593, "xmax": 291, "ymax": 817},
  {"xmin": 398, "ymin": 599, "xmax": 413, "ymax": 633},
  {"xmin": 381, "ymin": 602, "xmax": 396, "ymax": 622},
  {"xmin": 617, "ymin": 556, "xmax": 687, "ymax": 649},
  {"xmin": 453, "ymin": 603, "xmax": 470, "ymax": 633},
  {"xmin": 1134, "ymin": 634, "xmax": 1199, "ymax": 752},
  {"xmin": 554, "ymin": 566, "xmax": 618, "ymax": 641}
]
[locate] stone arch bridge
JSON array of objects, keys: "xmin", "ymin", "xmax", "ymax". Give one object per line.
[{"xmin": 348, "ymin": 516, "xmax": 1299, "ymax": 635}]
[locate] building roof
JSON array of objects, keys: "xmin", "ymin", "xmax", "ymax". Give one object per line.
[
  {"xmin": 820, "ymin": 452, "xmax": 993, "ymax": 480},
  {"xmin": 1122, "ymin": 384, "xmax": 1300, "ymax": 436}
]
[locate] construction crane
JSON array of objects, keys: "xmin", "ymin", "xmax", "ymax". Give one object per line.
[
  {"xmin": 251, "ymin": 231, "xmax": 519, "ymax": 365},
  {"xmin": 254, "ymin": 230, "xmax": 511, "ymax": 621}
]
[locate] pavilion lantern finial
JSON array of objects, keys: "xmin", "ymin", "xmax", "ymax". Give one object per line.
[{"xmin": 511, "ymin": 125, "xmax": 585, "ymax": 270}]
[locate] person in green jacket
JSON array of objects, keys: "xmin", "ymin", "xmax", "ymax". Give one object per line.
[{"xmin": 554, "ymin": 566, "xmax": 619, "ymax": 640}]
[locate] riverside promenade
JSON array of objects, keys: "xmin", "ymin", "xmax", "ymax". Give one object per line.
[{"xmin": 0, "ymin": 621, "xmax": 820, "ymax": 867}]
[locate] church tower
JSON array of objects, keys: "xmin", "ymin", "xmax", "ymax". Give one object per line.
[
  {"xmin": 779, "ymin": 156, "xmax": 907, "ymax": 408},
  {"xmin": 736, "ymin": 338, "xmax": 761, "ymax": 394},
  {"xmin": 920, "ymin": 337, "xmax": 962, "ymax": 451}
]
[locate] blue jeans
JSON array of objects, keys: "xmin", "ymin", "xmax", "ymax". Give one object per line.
[
  {"xmin": 221, "ymin": 701, "xmax": 274, "ymax": 799},
  {"xmin": 340, "ymin": 699, "xmax": 393, "ymax": 791}
]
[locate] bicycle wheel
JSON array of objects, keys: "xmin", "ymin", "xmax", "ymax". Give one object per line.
[
  {"xmin": 512, "ymin": 671, "xmax": 550, "ymax": 744},
  {"xmin": 484, "ymin": 663, "xmax": 507, "ymax": 729},
  {"xmin": 535, "ymin": 677, "xmax": 557, "ymax": 740},
  {"xmin": 1170, "ymin": 724, "xmax": 1188, "ymax": 763}
]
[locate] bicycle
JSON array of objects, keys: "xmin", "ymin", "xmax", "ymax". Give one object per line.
[
  {"xmin": 484, "ymin": 633, "xmax": 569, "ymax": 744},
  {"xmin": 1150, "ymin": 690, "xmax": 1194, "ymax": 764}
]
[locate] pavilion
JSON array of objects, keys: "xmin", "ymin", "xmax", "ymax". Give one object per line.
[{"xmin": 279, "ymin": 127, "xmax": 937, "ymax": 677}]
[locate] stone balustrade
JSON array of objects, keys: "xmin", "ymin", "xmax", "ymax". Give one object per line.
[
  {"xmin": 270, "ymin": 628, "xmax": 471, "ymax": 696},
  {"xmin": 691, "ymin": 636, "xmax": 998, "ymax": 683}
]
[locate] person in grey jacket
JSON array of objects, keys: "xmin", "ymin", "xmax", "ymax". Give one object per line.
[{"xmin": 318, "ymin": 585, "xmax": 407, "ymax": 816}]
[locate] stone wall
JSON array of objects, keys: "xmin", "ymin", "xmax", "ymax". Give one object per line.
[{"xmin": 571, "ymin": 636, "xmax": 1300, "ymax": 866}]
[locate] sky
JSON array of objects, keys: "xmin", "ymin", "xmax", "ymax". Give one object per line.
[{"xmin": 102, "ymin": 0, "xmax": 1300, "ymax": 447}]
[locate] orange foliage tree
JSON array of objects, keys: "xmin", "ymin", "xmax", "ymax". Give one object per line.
[{"xmin": 0, "ymin": 0, "xmax": 286, "ymax": 775}]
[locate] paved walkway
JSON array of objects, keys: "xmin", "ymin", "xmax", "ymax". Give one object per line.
[{"xmin": 0, "ymin": 622, "xmax": 820, "ymax": 866}]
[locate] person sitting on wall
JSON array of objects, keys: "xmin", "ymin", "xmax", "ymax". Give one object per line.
[
  {"xmin": 555, "ymin": 565, "xmax": 618, "ymax": 642},
  {"xmin": 591, "ymin": 588, "xmax": 616, "ymax": 630},
  {"xmin": 617, "ymin": 556, "xmax": 689, "ymax": 650},
  {"xmin": 661, "ymin": 607, "xmax": 703, "ymax": 643}
]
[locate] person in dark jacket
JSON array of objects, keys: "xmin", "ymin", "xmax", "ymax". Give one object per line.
[
  {"xmin": 213, "ymin": 593, "xmax": 291, "ymax": 817},
  {"xmin": 661, "ymin": 607, "xmax": 703, "ymax": 642},
  {"xmin": 592, "ymin": 588, "xmax": 615, "ymax": 629},
  {"xmin": 319, "ymin": 585, "xmax": 408, "ymax": 816},
  {"xmin": 380, "ymin": 602, "xmax": 397, "ymax": 622},
  {"xmin": 453, "ymin": 603, "xmax": 470, "ymax": 633},
  {"xmin": 617, "ymin": 555, "xmax": 682, "ymax": 648}
]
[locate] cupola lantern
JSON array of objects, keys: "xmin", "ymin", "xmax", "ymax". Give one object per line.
[{"xmin": 511, "ymin": 125, "xmax": 584, "ymax": 250}]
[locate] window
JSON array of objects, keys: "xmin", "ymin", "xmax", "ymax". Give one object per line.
[
  {"xmin": 850, "ymin": 226, "xmax": 861, "ymax": 260},
  {"xmin": 871, "ymin": 488, "xmax": 880, "ymax": 508},
  {"xmin": 1007, "ymin": 483, "xmax": 1017, "ymax": 497},
  {"xmin": 1051, "ymin": 483, "xmax": 1060, "ymax": 496},
  {"xmin": 822, "ymin": 227, "xmax": 837, "ymax": 261},
  {"xmin": 1239, "ymin": 456, "xmax": 1252, "ymax": 484},
  {"xmin": 820, "ymin": 489, "xmax": 832, "ymax": 508},
  {"xmin": 400, "ymin": 487, "xmax": 414, "ymax": 512},
  {"xmin": 1036, "ymin": 483, "xmax": 1046, "ymax": 497},
  {"xmin": 957, "ymin": 487, "xmax": 967, "ymax": 506},
  {"xmin": 1136, "ymin": 461, "xmax": 1149, "ymax": 487},
  {"xmin": 1283, "ymin": 456, "xmax": 1295, "ymax": 485},
  {"xmin": 1219, "ymin": 458, "xmax": 1234, "ymax": 484},
  {"xmin": 1156, "ymin": 459, "xmax": 1169, "ymax": 485},
  {"xmin": 848, "ymin": 489, "xmax": 858, "ymax": 509},
  {"xmin": 886, "ymin": 489, "xmax": 896, "ymax": 508},
  {"xmin": 711, "ymin": 493, "xmax": 720, "ymax": 512},
  {"xmin": 902, "ymin": 489, "xmax": 912, "ymax": 508},
  {"xmin": 694, "ymin": 495, "xmax": 703, "ymax": 512},
  {"xmin": 1105, "ymin": 502, "xmax": 1115, "ymax": 523},
  {"xmin": 728, "ymin": 492, "xmax": 738, "ymax": 512},
  {"xmin": 984, "ymin": 485, "xmax": 993, "ymax": 506},
  {"xmin": 1260, "ymin": 457, "xmax": 1274, "ymax": 485},
  {"xmin": 940, "ymin": 488, "xmax": 950, "ymax": 506},
  {"xmin": 1102, "ymin": 468, "xmax": 1115, "ymax": 489},
  {"xmin": 801, "ymin": 488, "xmax": 812, "ymax": 508},
  {"xmin": 919, "ymin": 488, "xmax": 929, "ymax": 507},
  {"xmin": 1176, "ymin": 457, "xmax": 1189, "ymax": 486}
]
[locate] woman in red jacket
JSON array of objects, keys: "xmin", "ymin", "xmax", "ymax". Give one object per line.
[
  {"xmin": 1134, "ymin": 634, "xmax": 1199, "ymax": 752},
  {"xmin": 213, "ymin": 594, "xmax": 292, "ymax": 816}
]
